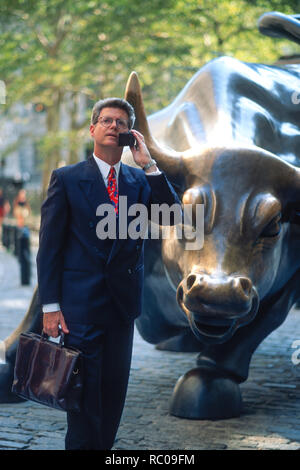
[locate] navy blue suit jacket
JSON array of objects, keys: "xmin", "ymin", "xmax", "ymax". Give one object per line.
[{"xmin": 36, "ymin": 156, "xmax": 180, "ymax": 325}]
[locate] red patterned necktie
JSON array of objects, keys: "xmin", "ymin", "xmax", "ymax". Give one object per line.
[{"xmin": 107, "ymin": 166, "xmax": 118, "ymax": 214}]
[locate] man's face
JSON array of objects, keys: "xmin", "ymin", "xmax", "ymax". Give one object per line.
[{"xmin": 90, "ymin": 107, "xmax": 129, "ymax": 148}]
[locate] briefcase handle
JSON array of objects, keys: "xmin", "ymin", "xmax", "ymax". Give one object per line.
[{"xmin": 41, "ymin": 329, "xmax": 65, "ymax": 347}]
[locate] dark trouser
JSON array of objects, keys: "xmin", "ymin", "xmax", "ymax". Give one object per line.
[{"xmin": 64, "ymin": 320, "xmax": 134, "ymax": 450}]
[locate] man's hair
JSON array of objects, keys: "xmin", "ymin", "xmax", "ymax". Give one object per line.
[{"xmin": 91, "ymin": 98, "xmax": 135, "ymax": 129}]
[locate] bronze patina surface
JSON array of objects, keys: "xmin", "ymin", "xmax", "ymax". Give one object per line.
[{"xmin": 122, "ymin": 13, "xmax": 300, "ymax": 419}]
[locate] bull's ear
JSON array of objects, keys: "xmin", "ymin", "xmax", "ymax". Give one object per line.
[
  {"xmin": 286, "ymin": 167, "xmax": 300, "ymax": 223},
  {"xmin": 285, "ymin": 166, "xmax": 300, "ymax": 199},
  {"xmin": 249, "ymin": 148, "xmax": 300, "ymax": 206},
  {"xmin": 124, "ymin": 72, "xmax": 184, "ymax": 188}
]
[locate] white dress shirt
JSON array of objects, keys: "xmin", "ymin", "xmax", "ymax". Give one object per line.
[
  {"xmin": 43, "ymin": 154, "xmax": 161, "ymax": 314},
  {"xmin": 93, "ymin": 153, "xmax": 161, "ymax": 181},
  {"xmin": 93, "ymin": 154, "xmax": 121, "ymax": 186}
]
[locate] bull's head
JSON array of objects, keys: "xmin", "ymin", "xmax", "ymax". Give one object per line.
[{"xmin": 125, "ymin": 72, "xmax": 300, "ymax": 345}]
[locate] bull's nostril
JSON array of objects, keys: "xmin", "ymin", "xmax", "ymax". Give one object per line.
[
  {"xmin": 177, "ymin": 285, "xmax": 184, "ymax": 302},
  {"xmin": 239, "ymin": 277, "xmax": 252, "ymax": 296},
  {"xmin": 186, "ymin": 274, "xmax": 197, "ymax": 290}
]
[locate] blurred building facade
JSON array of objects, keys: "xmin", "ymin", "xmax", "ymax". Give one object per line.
[{"xmin": 0, "ymin": 93, "xmax": 89, "ymax": 195}]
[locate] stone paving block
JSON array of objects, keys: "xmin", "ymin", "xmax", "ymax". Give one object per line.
[
  {"xmin": 29, "ymin": 443, "xmax": 64, "ymax": 450},
  {"xmin": 0, "ymin": 439, "xmax": 29, "ymax": 449},
  {"xmin": 20, "ymin": 422, "xmax": 60, "ymax": 433},
  {"xmin": 0, "ymin": 430, "xmax": 31, "ymax": 443},
  {"xmin": 0, "ymin": 417, "xmax": 22, "ymax": 428},
  {"xmin": 0, "ymin": 426, "xmax": 32, "ymax": 437},
  {"xmin": 34, "ymin": 431, "xmax": 66, "ymax": 440},
  {"xmin": 28, "ymin": 436, "xmax": 64, "ymax": 449}
]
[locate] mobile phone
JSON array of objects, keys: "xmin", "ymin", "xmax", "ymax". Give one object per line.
[{"xmin": 118, "ymin": 132, "xmax": 136, "ymax": 147}]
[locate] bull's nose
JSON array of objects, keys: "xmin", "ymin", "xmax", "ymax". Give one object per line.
[
  {"xmin": 183, "ymin": 272, "xmax": 254, "ymax": 317},
  {"xmin": 231, "ymin": 276, "xmax": 252, "ymax": 299},
  {"xmin": 177, "ymin": 273, "xmax": 259, "ymax": 344},
  {"xmin": 186, "ymin": 273, "xmax": 252, "ymax": 297}
]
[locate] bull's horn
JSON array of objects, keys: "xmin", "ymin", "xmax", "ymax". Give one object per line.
[{"xmin": 125, "ymin": 71, "xmax": 183, "ymax": 181}]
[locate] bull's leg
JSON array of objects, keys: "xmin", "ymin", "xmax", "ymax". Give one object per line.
[
  {"xmin": 170, "ymin": 274, "xmax": 298, "ymax": 419},
  {"xmin": 0, "ymin": 286, "xmax": 42, "ymax": 402}
]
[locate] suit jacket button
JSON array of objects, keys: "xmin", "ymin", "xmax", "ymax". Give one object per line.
[
  {"xmin": 128, "ymin": 268, "xmax": 132, "ymax": 274},
  {"xmin": 89, "ymin": 221, "xmax": 94, "ymax": 228}
]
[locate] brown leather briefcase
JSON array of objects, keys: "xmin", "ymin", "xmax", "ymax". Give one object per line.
[{"xmin": 12, "ymin": 331, "xmax": 83, "ymax": 412}]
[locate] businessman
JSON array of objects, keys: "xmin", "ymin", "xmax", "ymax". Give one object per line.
[{"xmin": 36, "ymin": 97, "xmax": 180, "ymax": 450}]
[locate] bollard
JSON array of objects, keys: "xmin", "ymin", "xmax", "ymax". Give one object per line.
[
  {"xmin": 17, "ymin": 226, "xmax": 31, "ymax": 285},
  {"xmin": 2, "ymin": 223, "xmax": 32, "ymax": 285},
  {"xmin": 2, "ymin": 223, "xmax": 9, "ymax": 249}
]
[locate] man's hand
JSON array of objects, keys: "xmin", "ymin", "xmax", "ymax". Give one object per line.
[
  {"xmin": 43, "ymin": 310, "xmax": 69, "ymax": 338},
  {"xmin": 130, "ymin": 130, "xmax": 158, "ymax": 172}
]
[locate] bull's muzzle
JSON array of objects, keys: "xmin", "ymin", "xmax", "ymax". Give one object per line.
[{"xmin": 177, "ymin": 273, "xmax": 259, "ymax": 344}]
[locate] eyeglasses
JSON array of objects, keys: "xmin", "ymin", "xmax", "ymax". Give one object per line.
[{"xmin": 97, "ymin": 116, "xmax": 129, "ymax": 131}]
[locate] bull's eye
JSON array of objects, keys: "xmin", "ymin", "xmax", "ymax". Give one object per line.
[{"xmin": 260, "ymin": 214, "xmax": 282, "ymax": 238}]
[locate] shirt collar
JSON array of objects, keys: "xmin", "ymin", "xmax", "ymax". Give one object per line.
[{"xmin": 93, "ymin": 153, "xmax": 121, "ymax": 180}]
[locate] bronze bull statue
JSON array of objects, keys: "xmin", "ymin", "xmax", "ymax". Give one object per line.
[
  {"xmin": 122, "ymin": 12, "xmax": 300, "ymax": 418},
  {"xmin": 0, "ymin": 12, "xmax": 299, "ymax": 419}
]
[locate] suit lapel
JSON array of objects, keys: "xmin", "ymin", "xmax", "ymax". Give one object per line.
[
  {"xmin": 78, "ymin": 156, "xmax": 112, "ymax": 219},
  {"xmin": 78, "ymin": 157, "xmax": 141, "ymax": 263}
]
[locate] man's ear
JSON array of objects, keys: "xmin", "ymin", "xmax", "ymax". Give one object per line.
[{"xmin": 90, "ymin": 124, "xmax": 95, "ymax": 138}]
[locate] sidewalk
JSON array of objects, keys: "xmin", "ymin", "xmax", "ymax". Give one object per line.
[{"xmin": 0, "ymin": 245, "xmax": 299, "ymax": 450}]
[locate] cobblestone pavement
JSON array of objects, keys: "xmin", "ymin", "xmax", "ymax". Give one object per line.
[{"xmin": 0, "ymin": 243, "xmax": 299, "ymax": 450}]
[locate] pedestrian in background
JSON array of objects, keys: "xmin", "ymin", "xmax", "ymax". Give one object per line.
[
  {"xmin": 13, "ymin": 189, "xmax": 30, "ymax": 228},
  {"xmin": 0, "ymin": 188, "xmax": 10, "ymax": 240}
]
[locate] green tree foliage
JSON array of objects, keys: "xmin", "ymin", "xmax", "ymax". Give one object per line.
[{"xmin": 0, "ymin": 0, "xmax": 299, "ymax": 192}]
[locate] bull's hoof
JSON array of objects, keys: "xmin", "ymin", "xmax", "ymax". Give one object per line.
[{"xmin": 169, "ymin": 367, "xmax": 242, "ymax": 419}]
